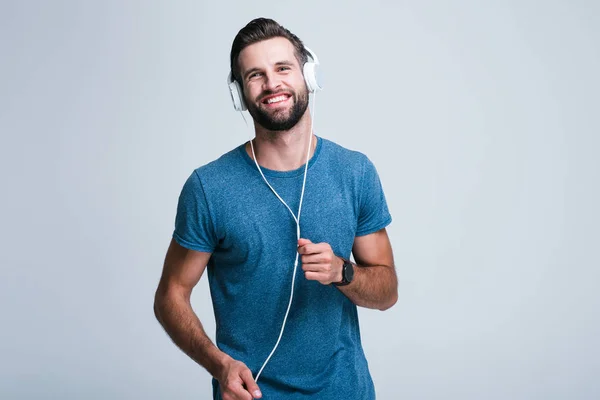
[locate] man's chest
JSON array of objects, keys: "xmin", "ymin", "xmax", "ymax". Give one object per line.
[{"xmin": 212, "ymin": 175, "xmax": 359, "ymax": 257}]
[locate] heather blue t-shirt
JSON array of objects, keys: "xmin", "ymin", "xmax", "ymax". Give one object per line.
[{"xmin": 173, "ymin": 136, "xmax": 392, "ymax": 399}]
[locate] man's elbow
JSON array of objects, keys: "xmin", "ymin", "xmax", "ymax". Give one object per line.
[
  {"xmin": 378, "ymin": 291, "xmax": 398, "ymax": 311},
  {"xmin": 154, "ymin": 283, "xmax": 188, "ymax": 322},
  {"xmin": 153, "ymin": 292, "xmax": 163, "ymax": 323},
  {"xmin": 153, "ymin": 285, "xmax": 169, "ymax": 323}
]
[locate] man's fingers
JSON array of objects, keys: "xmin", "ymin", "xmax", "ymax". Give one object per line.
[
  {"xmin": 223, "ymin": 380, "xmax": 252, "ymax": 400},
  {"xmin": 298, "ymin": 241, "xmax": 329, "ymax": 255},
  {"xmin": 297, "ymin": 238, "xmax": 312, "ymax": 247},
  {"xmin": 297, "ymin": 240, "xmax": 337, "ymax": 284},
  {"xmin": 304, "ymin": 271, "xmax": 329, "ymax": 282},
  {"xmin": 240, "ymin": 368, "xmax": 262, "ymax": 399},
  {"xmin": 301, "ymin": 263, "xmax": 321, "ymax": 272},
  {"xmin": 301, "ymin": 261, "xmax": 331, "ymax": 272},
  {"xmin": 301, "ymin": 253, "xmax": 331, "ymax": 265},
  {"xmin": 297, "ymin": 243, "xmax": 317, "ymax": 254}
]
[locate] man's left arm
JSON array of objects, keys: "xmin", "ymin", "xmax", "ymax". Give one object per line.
[{"xmin": 298, "ymin": 228, "xmax": 398, "ymax": 311}]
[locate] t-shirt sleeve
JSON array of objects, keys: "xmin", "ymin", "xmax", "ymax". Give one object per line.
[
  {"xmin": 356, "ymin": 156, "xmax": 392, "ymax": 236},
  {"xmin": 172, "ymin": 170, "xmax": 217, "ymax": 253}
]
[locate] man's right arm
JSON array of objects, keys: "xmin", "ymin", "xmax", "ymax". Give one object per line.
[{"xmin": 153, "ymin": 238, "xmax": 262, "ymax": 400}]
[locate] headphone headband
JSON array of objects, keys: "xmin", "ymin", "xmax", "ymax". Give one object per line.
[{"xmin": 304, "ymin": 47, "xmax": 319, "ymax": 65}]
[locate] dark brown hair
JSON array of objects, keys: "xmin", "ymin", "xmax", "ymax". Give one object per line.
[{"xmin": 230, "ymin": 18, "xmax": 308, "ymax": 83}]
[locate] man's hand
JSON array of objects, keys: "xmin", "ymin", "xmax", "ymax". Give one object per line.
[
  {"xmin": 297, "ymin": 238, "xmax": 343, "ymax": 285},
  {"xmin": 217, "ymin": 358, "xmax": 262, "ymax": 400}
]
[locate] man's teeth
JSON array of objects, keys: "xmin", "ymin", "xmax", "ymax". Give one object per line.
[{"xmin": 266, "ymin": 95, "xmax": 287, "ymax": 104}]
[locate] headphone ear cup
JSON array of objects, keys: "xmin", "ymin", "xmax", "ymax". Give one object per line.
[
  {"xmin": 227, "ymin": 73, "xmax": 247, "ymax": 111},
  {"xmin": 303, "ymin": 62, "xmax": 322, "ymax": 93}
]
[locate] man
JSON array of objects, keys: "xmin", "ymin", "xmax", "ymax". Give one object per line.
[{"xmin": 154, "ymin": 18, "xmax": 397, "ymax": 400}]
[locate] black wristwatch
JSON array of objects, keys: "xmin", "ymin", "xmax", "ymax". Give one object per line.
[{"xmin": 333, "ymin": 257, "xmax": 354, "ymax": 286}]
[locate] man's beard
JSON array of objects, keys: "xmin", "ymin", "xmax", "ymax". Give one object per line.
[{"xmin": 246, "ymin": 88, "xmax": 309, "ymax": 131}]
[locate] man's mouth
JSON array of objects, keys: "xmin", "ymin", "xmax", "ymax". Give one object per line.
[{"xmin": 261, "ymin": 93, "xmax": 292, "ymax": 106}]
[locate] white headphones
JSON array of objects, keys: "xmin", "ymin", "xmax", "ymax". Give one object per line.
[{"xmin": 227, "ymin": 47, "xmax": 322, "ymax": 111}]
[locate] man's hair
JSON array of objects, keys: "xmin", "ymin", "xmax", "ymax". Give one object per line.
[{"xmin": 230, "ymin": 17, "xmax": 308, "ymax": 84}]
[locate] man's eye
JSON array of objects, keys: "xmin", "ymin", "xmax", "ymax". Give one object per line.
[
  {"xmin": 279, "ymin": 66, "xmax": 290, "ymax": 71},
  {"xmin": 249, "ymin": 72, "xmax": 262, "ymax": 79}
]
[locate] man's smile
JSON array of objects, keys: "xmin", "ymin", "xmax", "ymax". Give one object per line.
[{"xmin": 261, "ymin": 93, "xmax": 292, "ymax": 107}]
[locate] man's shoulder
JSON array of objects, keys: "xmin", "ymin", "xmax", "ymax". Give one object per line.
[
  {"xmin": 191, "ymin": 144, "xmax": 247, "ymax": 179},
  {"xmin": 320, "ymin": 137, "xmax": 371, "ymax": 169}
]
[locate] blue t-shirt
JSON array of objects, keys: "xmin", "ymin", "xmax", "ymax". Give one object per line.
[{"xmin": 173, "ymin": 136, "xmax": 392, "ymax": 399}]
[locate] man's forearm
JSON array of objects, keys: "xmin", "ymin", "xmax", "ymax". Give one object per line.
[
  {"xmin": 336, "ymin": 259, "xmax": 398, "ymax": 310},
  {"xmin": 154, "ymin": 290, "xmax": 231, "ymax": 378}
]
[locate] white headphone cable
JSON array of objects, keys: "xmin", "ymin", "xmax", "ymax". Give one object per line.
[{"xmin": 246, "ymin": 92, "xmax": 317, "ymax": 384}]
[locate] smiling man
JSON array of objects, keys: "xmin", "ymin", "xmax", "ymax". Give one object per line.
[{"xmin": 154, "ymin": 18, "xmax": 398, "ymax": 400}]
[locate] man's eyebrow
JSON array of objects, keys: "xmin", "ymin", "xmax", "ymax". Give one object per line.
[{"xmin": 243, "ymin": 61, "xmax": 295, "ymax": 80}]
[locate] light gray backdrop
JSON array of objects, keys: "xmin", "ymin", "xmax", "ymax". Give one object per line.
[{"xmin": 1, "ymin": 1, "xmax": 598, "ymax": 399}]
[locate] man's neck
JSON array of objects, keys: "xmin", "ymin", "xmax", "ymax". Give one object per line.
[{"xmin": 246, "ymin": 112, "xmax": 316, "ymax": 171}]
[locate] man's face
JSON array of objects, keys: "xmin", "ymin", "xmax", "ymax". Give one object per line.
[{"xmin": 237, "ymin": 37, "xmax": 309, "ymax": 131}]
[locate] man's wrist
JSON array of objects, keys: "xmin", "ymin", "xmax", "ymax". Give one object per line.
[
  {"xmin": 334, "ymin": 256, "xmax": 344, "ymax": 284},
  {"xmin": 333, "ymin": 256, "xmax": 354, "ymax": 286},
  {"xmin": 207, "ymin": 347, "xmax": 233, "ymax": 381}
]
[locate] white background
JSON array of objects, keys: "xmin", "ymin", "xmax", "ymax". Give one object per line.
[{"xmin": 1, "ymin": 1, "xmax": 599, "ymax": 399}]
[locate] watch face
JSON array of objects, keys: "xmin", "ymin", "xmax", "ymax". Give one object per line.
[{"xmin": 344, "ymin": 261, "xmax": 354, "ymax": 282}]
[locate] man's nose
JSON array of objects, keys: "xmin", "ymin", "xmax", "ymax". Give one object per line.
[{"xmin": 263, "ymin": 71, "xmax": 282, "ymax": 91}]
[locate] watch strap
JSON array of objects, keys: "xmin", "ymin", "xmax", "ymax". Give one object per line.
[{"xmin": 333, "ymin": 257, "xmax": 353, "ymax": 286}]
